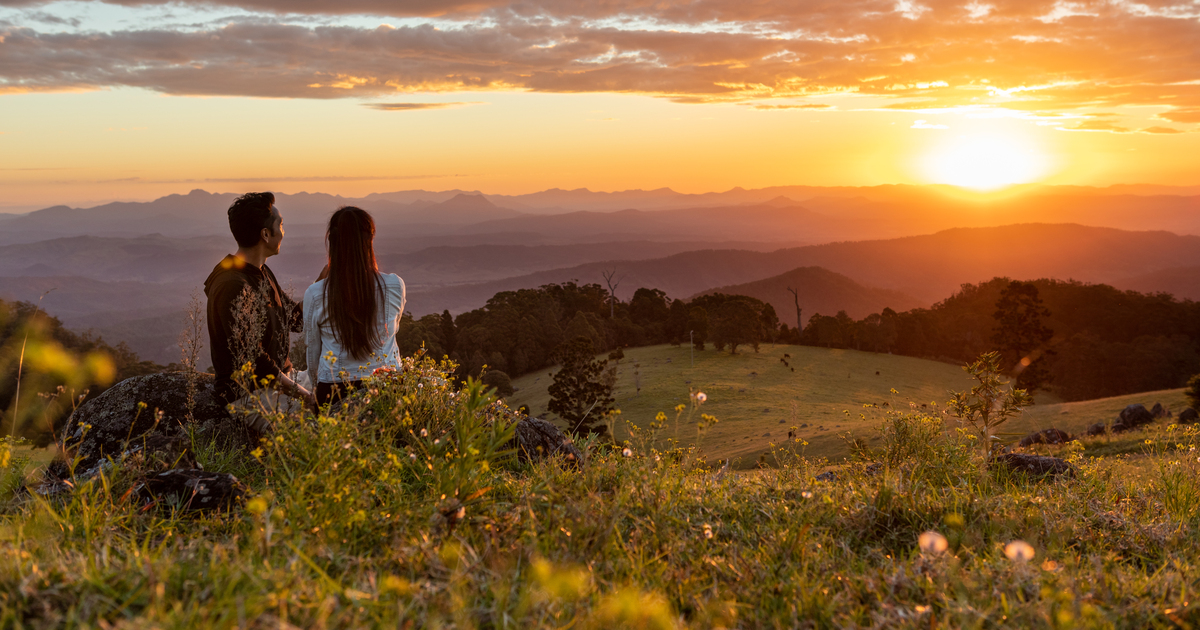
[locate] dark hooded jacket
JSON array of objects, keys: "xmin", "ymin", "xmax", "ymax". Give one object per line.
[{"xmin": 204, "ymin": 255, "xmax": 303, "ymax": 404}]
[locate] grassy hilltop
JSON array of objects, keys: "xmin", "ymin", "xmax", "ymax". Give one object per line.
[
  {"xmin": 509, "ymin": 344, "xmax": 1191, "ymax": 465},
  {"xmin": 3, "ymin": 354, "xmax": 1200, "ymax": 627}
]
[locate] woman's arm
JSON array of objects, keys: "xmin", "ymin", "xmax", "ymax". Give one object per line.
[{"xmin": 305, "ymin": 284, "xmax": 323, "ymax": 388}]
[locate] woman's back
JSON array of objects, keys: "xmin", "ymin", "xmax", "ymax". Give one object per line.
[{"xmin": 304, "ymin": 272, "xmax": 406, "ymax": 384}]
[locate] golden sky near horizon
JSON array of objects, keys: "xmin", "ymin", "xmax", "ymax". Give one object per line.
[{"xmin": 1, "ymin": 0, "xmax": 1198, "ymax": 209}]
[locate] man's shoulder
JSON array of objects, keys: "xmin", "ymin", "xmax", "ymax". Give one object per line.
[{"xmin": 206, "ymin": 257, "xmax": 252, "ymax": 297}]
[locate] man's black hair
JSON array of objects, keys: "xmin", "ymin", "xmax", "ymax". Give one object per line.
[{"xmin": 228, "ymin": 192, "xmax": 277, "ymax": 248}]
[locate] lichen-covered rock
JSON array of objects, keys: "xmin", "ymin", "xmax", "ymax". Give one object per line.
[
  {"xmin": 1179, "ymin": 408, "xmax": 1199, "ymax": 424},
  {"xmin": 1018, "ymin": 428, "xmax": 1072, "ymax": 448},
  {"xmin": 137, "ymin": 468, "xmax": 247, "ymax": 511},
  {"xmin": 57, "ymin": 372, "xmax": 249, "ymax": 475},
  {"xmin": 990, "ymin": 453, "xmax": 1075, "ymax": 479},
  {"xmin": 512, "ymin": 416, "xmax": 584, "ymax": 467},
  {"xmin": 1112, "ymin": 404, "xmax": 1155, "ymax": 433}
]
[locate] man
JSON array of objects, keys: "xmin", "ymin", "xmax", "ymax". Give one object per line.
[{"xmin": 204, "ymin": 192, "xmax": 314, "ymax": 433}]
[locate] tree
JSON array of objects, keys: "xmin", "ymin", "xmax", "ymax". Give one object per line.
[
  {"xmin": 480, "ymin": 369, "xmax": 514, "ymax": 398},
  {"xmin": 711, "ymin": 300, "xmax": 761, "ymax": 354},
  {"xmin": 602, "ymin": 268, "xmax": 624, "ymax": 319},
  {"xmin": 440, "ymin": 310, "xmax": 457, "ymax": 356},
  {"xmin": 687, "ymin": 306, "xmax": 709, "ymax": 350},
  {"xmin": 760, "ymin": 303, "xmax": 780, "ymax": 345},
  {"xmin": 548, "ymin": 337, "xmax": 615, "ymax": 437},
  {"xmin": 992, "ymin": 280, "xmax": 1054, "ymax": 392},
  {"xmin": 1185, "ymin": 373, "xmax": 1200, "ymax": 411},
  {"xmin": 785, "ymin": 286, "xmax": 802, "ymax": 335},
  {"xmin": 949, "ymin": 351, "xmax": 1033, "ymax": 458}
]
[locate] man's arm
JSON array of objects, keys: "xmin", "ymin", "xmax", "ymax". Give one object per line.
[{"xmin": 277, "ymin": 371, "xmax": 316, "ymax": 411}]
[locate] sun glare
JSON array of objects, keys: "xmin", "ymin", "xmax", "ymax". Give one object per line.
[{"xmin": 920, "ymin": 133, "xmax": 1052, "ymax": 191}]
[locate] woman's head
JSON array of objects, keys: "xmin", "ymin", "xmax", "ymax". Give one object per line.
[{"xmin": 324, "ymin": 206, "xmax": 383, "ymax": 361}]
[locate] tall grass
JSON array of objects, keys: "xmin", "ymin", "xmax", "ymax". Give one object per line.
[{"xmin": 3, "ymin": 354, "xmax": 1200, "ymax": 628}]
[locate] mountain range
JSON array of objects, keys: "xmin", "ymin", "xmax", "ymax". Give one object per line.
[{"xmin": 2, "ymin": 184, "xmax": 1199, "ymax": 365}]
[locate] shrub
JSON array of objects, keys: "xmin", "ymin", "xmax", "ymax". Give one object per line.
[
  {"xmin": 1186, "ymin": 373, "xmax": 1200, "ymax": 410},
  {"xmin": 480, "ymin": 369, "xmax": 514, "ymax": 398}
]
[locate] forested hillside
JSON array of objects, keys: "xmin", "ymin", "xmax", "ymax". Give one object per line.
[
  {"xmin": 795, "ymin": 278, "xmax": 1200, "ymax": 401},
  {"xmin": 397, "ymin": 276, "xmax": 1200, "ymax": 405}
]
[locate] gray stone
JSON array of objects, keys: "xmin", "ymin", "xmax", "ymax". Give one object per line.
[
  {"xmin": 1112, "ymin": 404, "xmax": 1155, "ymax": 433},
  {"xmin": 1180, "ymin": 408, "xmax": 1199, "ymax": 424},
  {"xmin": 55, "ymin": 372, "xmax": 249, "ymax": 477},
  {"xmin": 1018, "ymin": 428, "xmax": 1072, "ymax": 448},
  {"xmin": 1086, "ymin": 422, "xmax": 1107, "ymax": 436},
  {"xmin": 1151, "ymin": 402, "xmax": 1166, "ymax": 418},
  {"xmin": 513, "ymin": 416, "xmax": 585, "ymax": 467},
  {"xmin": 991, "ymin": 453, "xmax": 1075, "ymax": 479},
  {"xmin": 138, "ymin": 468, "xmax": 247, "ymax": 512}
]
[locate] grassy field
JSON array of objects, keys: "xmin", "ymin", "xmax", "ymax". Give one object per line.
[
  {"xmin": 5, "ymin": 355, "xmax": 1200, "ymax": 628},
  {"xmin": 507, "ymin": 344, "xmax": 1190, "ymax": 466}
]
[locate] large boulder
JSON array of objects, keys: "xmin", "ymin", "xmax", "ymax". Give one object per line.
[
  {"xmin": 1086, "ymin": 422, "xmax": 1107, "ymax": 437},
  {"xmin": 1180, "ymin": 408, "xmax": 1200, "ymax": 424},
  {"xmin": 55, "ymin": 372, "xmax": 249, "ymax": 477},
  {"xmin": 1112, "ymin": 404, "xmax": 1155, "ymax": 433},
  {"xmin": 991, "ymin": 453, "xmax": 1075, "ymax": 479},
  {"xmin": 1018, "ymin": 428, "xmax": 1072, "ymax": 448},
  {"xmin": 1151, "ymin": 402, "xmax": 1168, "ymax": 418},
  {"xmin": 512, "ymin": 416, "xmax": 585, "ymax": 467}
]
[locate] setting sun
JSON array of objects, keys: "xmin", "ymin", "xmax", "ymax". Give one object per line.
[{"xmin": 920, "ymin": 133, "xmax": 1053, "ymax": 191}]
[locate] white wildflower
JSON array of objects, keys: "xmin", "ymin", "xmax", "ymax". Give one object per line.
[{"xmin": 918, "ymin": 531, "xmax": 948, "ymax": 554}]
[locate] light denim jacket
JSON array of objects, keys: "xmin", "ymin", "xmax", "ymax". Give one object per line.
[{"xmin": 304, "ymin": 273, "xmax": 406, "ymax": 384}]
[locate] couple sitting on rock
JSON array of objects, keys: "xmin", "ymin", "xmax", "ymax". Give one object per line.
[{"xmin": 204, "ymin": 192, "xmax": 406, "ymax": 434}]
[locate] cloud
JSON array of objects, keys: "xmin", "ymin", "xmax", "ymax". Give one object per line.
[
  {"xmin": 363, "ymin": 101, "xmax": 483, "ymax": 110},
  {"xmin": 1157, "ymin": 108, "xmax": 1200, "ymax": 124},
  {"xmin": 1139, "ymin": 126, "xmax": 1184, "ymax": 134},
  {"xmin": 910, "ymin": 119, "xmax": 948, "ymax": 129},
  {"xmin": 748, "ymin": 103, "xmax": 833, "ymax": 110},
  {"xmin": 0, "ymin": 0, "xmax": 1198, "ymax": 118},
  {"xmin": 1058, "ymin": 119, "xmax": 1131, "ymax": 133}
]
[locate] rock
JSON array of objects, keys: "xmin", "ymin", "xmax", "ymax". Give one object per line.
[
  {"xmin": 990, "ymin": 453, "xmax": 1075, "ymax": 479},
  {"xmin": 1180, "ymin": 408, "xmax": 1200, "ymax": 424},
  {"xmin": 137, "ymin": 469, "xmax": 247, "ymax": 512},
  {"xmin": 1151, "ymin": 402, "xmax": 1166, "ymax": 418},
  {"xmin": 54, "ymin": 372, "xmax": 251, "ymax": 479},
  {"xmin": 1018, "ymin": 428, "xmax": 1072, "ymax": 448},
  {"xmin": 1112, "ymin": 404, "xmax": 1155, "ymax": 433},
  {"xmin": 1086, "ymin": 422, "xmax": 1107, "ymax": 436},
  {"xmin": 512, "ymin": 416, "xmax": 585, "ymax": 467},
  {"xmin": 815, "ymin": 470, "xmax": 838, "ymax": 482}
]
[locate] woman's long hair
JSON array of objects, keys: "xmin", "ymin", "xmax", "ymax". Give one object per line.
[{"xmin": 324, "ymin": 206, "xmax": 383, "ymax": 361}]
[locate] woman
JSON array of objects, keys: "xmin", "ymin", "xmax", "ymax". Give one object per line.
[{"xmin": 304, "ymin": 206, "xmax": 406, "ymax": 406}]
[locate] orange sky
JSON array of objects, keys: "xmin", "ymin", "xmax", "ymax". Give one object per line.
[{"xmin": 1, "ymin": 0, "xmax": 1198, "ymax": 209}]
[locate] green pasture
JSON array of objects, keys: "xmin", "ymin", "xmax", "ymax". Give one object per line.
[{"xmin": 507, "ymin": 343, "xmax": 1190, "ymax": 466}]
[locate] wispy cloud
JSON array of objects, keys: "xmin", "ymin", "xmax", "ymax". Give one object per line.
[
  {"xmin": 363, "ymin": 101, "xmax": 483, "ymax": 111},
  {"xmin": 748, "ymin": 103, "xmax": 833, "ymax": 111},
  {"xmin": 910, "ymin": 119, "xmax": 948, "ymax": 129},
  {"xmin": 0, "ymin": 0, "xmax": 1197, "ymax": 123}
]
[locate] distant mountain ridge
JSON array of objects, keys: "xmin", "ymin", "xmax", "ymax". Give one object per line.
[
  {"xmin": 4, "ymin": 184, "xmax": 1198, "ymax": 247},
  {"xmin": 406, "ymin": 223, "xmax": 1200, "ymax": 316},
  {"xmin": 692, "ymin": 267, "xmax": 925, "ymax": 323}
]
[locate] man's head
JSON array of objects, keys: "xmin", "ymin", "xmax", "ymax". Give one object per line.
[{"xmin": 228, "ymin": 192, "xmax": 283, "ymax": 255}]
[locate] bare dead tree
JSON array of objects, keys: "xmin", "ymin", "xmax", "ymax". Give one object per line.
[
  {"xmin": 602, "ymin": 268, "xmax": 624, "ymax": 318},
  {"xmin": 786, "ymin": 286, "xmax": 802, "ymax": 333}
]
